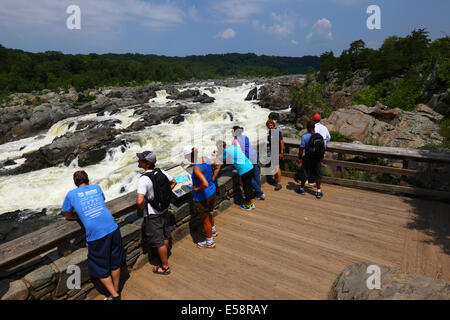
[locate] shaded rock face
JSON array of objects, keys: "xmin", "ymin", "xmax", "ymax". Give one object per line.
[
  {"xmin": 258, "ymin": 84, "xmax": 291, "ymax": 110},
  {"xmin": 128, "ymin": 105, "xmax": 187, "ymax": 131},
  {"xmin": 193, "ymin": 93, "xmax": 215, "ymax": 104},
  {"xmin": 0, "ymin": 209, "xmax": 60, "ymax": 244},
  {"xmin": 324, "ymin": 104, "xmax": 444, "ymax": 148},
  {"xmin": 8, "ymin": 120, "xmax": 121, "ymax": 174},
  {"xmin": 328, "ymin": 262, "xmax": 450, "ymax": 300},
  {"xmin": 245, "ymin": 87, "xmax": 258, "ymax": 101},
  {"xmin": 0, "ymin": 83, "xmax": 163, "ymax": 145},
  {"xmin": 167, "ymin": 89, "xmax": 200, "ymax": 100}
]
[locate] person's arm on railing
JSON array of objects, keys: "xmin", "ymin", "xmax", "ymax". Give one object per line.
[
  {"xmin": 211, "ymin": 160, "xmax": 221, "ymax": 181},
  {"xmin": 280, "ymin": 139, "xmax": 285, "ymax": 160},
  {"xmin": 62, "ymin": 210, "xmax": 79, "ymax": 221}
]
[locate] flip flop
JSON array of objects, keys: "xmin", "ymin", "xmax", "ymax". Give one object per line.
[{"xmin": 153, "ymin": 265, "xmax": 171, "ymax": 275}]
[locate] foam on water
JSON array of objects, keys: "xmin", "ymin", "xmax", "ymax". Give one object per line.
[{"xmin": 0, "ymin": 83, "xmax": 272, "ymax": 215}]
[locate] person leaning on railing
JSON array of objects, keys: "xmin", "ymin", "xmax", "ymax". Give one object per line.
[
  {"xmin": 183, "ymin": 145, "xmax": 221, "ymax": 249},
  {"xmin": 61, "ymin": 170, "xmax": 126, "ymax": 300}
]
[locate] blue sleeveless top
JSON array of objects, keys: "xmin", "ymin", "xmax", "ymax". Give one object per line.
[
  {"xmin": 235, "ymin": 135, "xmax": 257, "ymax": 164},
  {"xmin": 192, "ymin": 157, "xmax": 216, "ymax": 202}
]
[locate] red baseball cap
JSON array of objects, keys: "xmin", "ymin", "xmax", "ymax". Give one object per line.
[{"xmin": 312, "ymin": 114, "xmax": 321, "ymax": 121}]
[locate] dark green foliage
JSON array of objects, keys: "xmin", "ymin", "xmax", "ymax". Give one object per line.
[
  {"xmin": 320, "ymin": 29, "xmax": 450, "ymax": 112},
  {"xmin": 0, "ymin": 46, "xmax": 321, "ymax": 98}
]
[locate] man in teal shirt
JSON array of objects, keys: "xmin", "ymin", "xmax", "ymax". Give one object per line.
[{"xmin": 216, "ymin": 140, "xmax": 255, "ymax": 211}]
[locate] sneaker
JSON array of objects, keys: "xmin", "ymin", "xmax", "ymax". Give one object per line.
[
  {"xmin": 197, "ymin": 240, "xmax": 216, "ymax": 248},
  {"xmin": 104, "ymin": 295, "xmax": 120, "ymax": 300},
  {"xmin": 212, "ymin": 229, "xmax": 219, "ymax": 237},
  {"xmin": 250, "ymin": 203, "xmax": 255, "ymax": 210},
  {"xmin": 240, "ymin": 204, "xmax": 252, "ymax": 211},
  {"xmin": 296, "ymin": 187, "xmax": 305, "ymax": 195},
  {"xmin": 255, "ymin": 193, "xmax": 266, "ymax": 200},
  {"xmin": 316, "ymin": 191, "xmax": 323, "ymax": 199}
]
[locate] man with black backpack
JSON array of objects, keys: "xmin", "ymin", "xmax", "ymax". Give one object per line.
[
  {"xmin": 296, "ymin": 122, "xmax": 325, "ymax": 199},
  {"xmin": 136, "ymin": 151, "xmax": 177, "ymax": 275}
]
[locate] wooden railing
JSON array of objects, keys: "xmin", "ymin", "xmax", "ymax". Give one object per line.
[
  {"xmin": 282, "ymin": 138, "xmax": 450, "ymax": 200},
  {"xmin": 1, "ymin": 141, "xmax": 450, "ymax": 271},
  {"xmin": 0, "ymin": 191, "xmax": 137, "ymax": 271}
]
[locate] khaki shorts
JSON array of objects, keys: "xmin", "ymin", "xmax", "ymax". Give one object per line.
[{"xmin": 194, "ymin": 194, "xmax": 216, "ymax": 220}]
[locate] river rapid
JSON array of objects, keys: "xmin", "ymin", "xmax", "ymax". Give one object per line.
[{"xmin": 0, "ymin": 82, "xmax": 275, "ymax": 217}]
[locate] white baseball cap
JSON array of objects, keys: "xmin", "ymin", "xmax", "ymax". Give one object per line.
[{"xmin": 183, "ymin": 145, "xmax": 194, "ymax": 157}]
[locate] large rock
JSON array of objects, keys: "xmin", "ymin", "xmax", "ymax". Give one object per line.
[
  {"xmin": 258, "ymin": 83, "xmax": 292, "ymax": 110},
  {"xmin": 128, "ymin": 105, "xmax": 187, "ymax": 131},
  {"xmin": 329, "ymin": 262, "xmax": 450, "ymax": 300},
  {"xmin": 167, "ymin": 89, "xmax": 200, "ymax": 100},
  {"xmin": 193, "ymin": 93, "xmax": 215, "ymax": 104},
  {"xmin": 8, "ymin": 120, "xmax": 121, "ymax": 174},
  {"xmin": 245, "ymin": 87, "xmax": 258, "ymax": 101},
  {"xmin": 324, "ymin": 104, "xmax": 444, "ymax": 148}
]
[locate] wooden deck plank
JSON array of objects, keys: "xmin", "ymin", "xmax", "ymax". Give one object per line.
[{"xmin": 112, "ymin": 176, "xmax": 449, "ymax": 300}]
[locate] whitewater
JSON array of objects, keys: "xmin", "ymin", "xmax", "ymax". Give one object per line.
[{"xmin": 0, "ymin": 83, "xmax": 275, "ymax": 216}]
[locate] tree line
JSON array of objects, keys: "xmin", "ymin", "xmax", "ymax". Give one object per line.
[
  {"xmin": 318, "ymin": 29, "xmax": 449, "ymax": 113},
  {"xmin": 0, "ymin": 46, "xmax": 320, "ymax": 99}
]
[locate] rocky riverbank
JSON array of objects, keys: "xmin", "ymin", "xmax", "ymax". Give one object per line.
[{"xmin": 244, "ymin": 70, "xmax": 448, "ymax": 149}]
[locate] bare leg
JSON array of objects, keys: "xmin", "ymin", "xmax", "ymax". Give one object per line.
[
  {"xmin": 301, "ymin": 178, "xmax": 306, "ymax": 188},
  {"xmin": 208, "ymin": 214, "xmax": 215, "ymax": 229},
  {"xmin": 316, "ymin": 180, "xmax": 321, "ymax": 190},
  {"xmin": 111, "ymin": 268, "xmax": 121, "ymax": 294},
  {"xmin": 202, "ymin": 216, "xmax": 212, "ymax": 238},
  {"xmin": 157, "ymin": 244, "xmax": 169, "ymax": 269},
  {"xmin": 99, "ymin": 276, "xmax": 119, "ymax": 298}
]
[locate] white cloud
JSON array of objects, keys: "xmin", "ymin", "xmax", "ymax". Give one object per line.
[
  {"xmin": 291, "ymin": 39, "xmax": 299, "ymax": 46},
  {"xmin": 261, "ymin": 13, "xmax": 296, "ymax": 38},
  {"xmin": 0, "ymin": 0, "xmax": 185, "ymax": 35},
  {"xmin": 216, "ymin": 28, "xmax": 236, "ymax": 39},
  {"xmin": 213, "ymin": 0, "xmax": 267, "ymax": 23},
  {"xmin": 306, "ymin": 18, "xmax": 333, "ymax": 43}
]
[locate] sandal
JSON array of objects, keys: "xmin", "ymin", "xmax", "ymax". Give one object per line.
[
  {"xmin": 153, "ymin": 265, "xmax": 171, "ymax": 275},
  {"xmin": 274, "ymin": 184, "xmax": 282, "ymax": 191}
]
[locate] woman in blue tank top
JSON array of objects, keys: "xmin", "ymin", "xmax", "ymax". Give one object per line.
[{"xmin": 183, "ymin": 145, "xmax": 221, "ymax": 249}]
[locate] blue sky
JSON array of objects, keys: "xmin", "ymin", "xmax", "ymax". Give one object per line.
[{"xmin": 0, "ymin": 0, "xmax": 449, "ymax": 57}]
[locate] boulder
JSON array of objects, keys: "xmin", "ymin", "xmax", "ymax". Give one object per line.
[
  {"xmin": 258, "ymin": 84, "xmax": 291, "ymax": 110},
  {"xmin": 324, "ymin": 105, "xmax": 444, "ymax": 148},
  {"xmin": 245, "ymin": 87, "xmax": 258, "ymax": 101},
  {"xmin": 193, "ymin": 93, "xmax": 215, "ymax": 104},
  {"xmin": 329, "ymin": 262, "xmax": 450, "ymax": 300},
  {"xmin": 8, "ymin": 120, "xmax": 121, "ymax": 174},
  {"xmin": 167, "ymin": 89, "xmax": 200, "ymax": 100}
]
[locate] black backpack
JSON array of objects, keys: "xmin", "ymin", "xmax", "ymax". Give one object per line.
[
  {"xmin": 141, "ymin": 168, "xmax": 172, "ymax": 213},
  {"xmin": 307, "ymin": 133, "xmax": 325, "ymax": 159}
]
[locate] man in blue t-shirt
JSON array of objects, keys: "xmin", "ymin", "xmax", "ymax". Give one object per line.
[
  {"xmin": 296, "ymin": 122, "xmax": 324, "ymax": 199},
  {"xmin": 216, "ymin": 140, "xmax": 255, "ymax": 211},
  {"xmin": 62, "ymin": 170, "xmax": 125, "ymax": 300}
]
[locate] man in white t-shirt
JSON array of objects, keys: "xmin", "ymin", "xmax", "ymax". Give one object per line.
[
  {"xmin": 312, "ymin": 114, "xmax": 331, "ymax": 147},
  {"xmin": 136, "ymin": 151, "xmax": 177, "ymax": 275}
]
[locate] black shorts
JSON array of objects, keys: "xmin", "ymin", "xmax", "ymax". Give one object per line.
[
  {"xmin": 241, "ymin": 168, "xmax": 255, "ymax": 202},
  {"xmin": 87, "ymin": 227, "xmax": 126, "ymax": 279},
  {"xmin": 298, "ymin": 156, "xmax": 322, "ymax": 181},
  {"xmin": 142, "ymin": 211, "xmax": 172, "ymax": 249}
]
